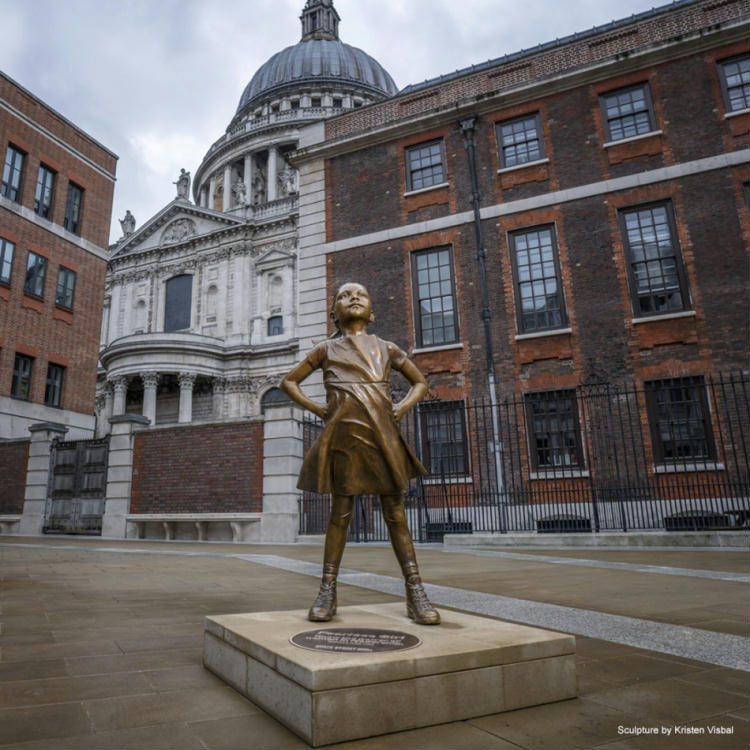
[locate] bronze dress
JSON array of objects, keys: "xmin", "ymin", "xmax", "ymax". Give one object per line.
[{"xmin": 297, "ymin": 333, "xmax": 426, "ymax": 495}]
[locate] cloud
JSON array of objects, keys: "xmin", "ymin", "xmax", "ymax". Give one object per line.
[{"xmin": 0, "ymin": 0, "xmax": 663, "ymax": 244}]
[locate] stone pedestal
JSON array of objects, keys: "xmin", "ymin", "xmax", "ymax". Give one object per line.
[
  {"xmin": 19, "ymin": 422, "xmax": 68, "ymax": 536},
  {"xmin": 260, "ymin": 405, "xmax": 303, "ymax": 542},
  {"xmin": 204, "ymin": 603, "xmax": 577, "ymax": 746},
  {"xmin": 101, "ymin": 414, "xmax": 149, "ymax": 538}
]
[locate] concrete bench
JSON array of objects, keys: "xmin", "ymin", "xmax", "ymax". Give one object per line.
[
  {"xmin": 125, "ymin": 513, "xmax": 262, "ymax": 543},
  {"xmin": 0, "ymin": 515, "xmax": 21, "ymax": 535}
]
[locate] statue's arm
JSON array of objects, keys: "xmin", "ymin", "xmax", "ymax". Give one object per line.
[
  {"xmin": 392, "ymin": 358, "xmax": 428, "ymax": 422},
  {"xmin": 280, "ymin": 359, "xmax": 327, "ymax": 420}
]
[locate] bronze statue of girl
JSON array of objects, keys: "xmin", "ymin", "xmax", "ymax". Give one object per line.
[{"xmin": 281, "ymin": 282, "xmax": 440, "ymax": 625}]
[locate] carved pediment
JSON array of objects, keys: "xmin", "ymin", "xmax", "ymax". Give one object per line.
[
  {"xmin": 110, "ymin": 199, "xmax": 245, "ymax": 259},
  {"xmin": 254, "ymin": 239, "xmax": 297, "ymax": 268},
  {"xmin": 161, "ymin": 218, "xmax": 197, "ymax": 244}
]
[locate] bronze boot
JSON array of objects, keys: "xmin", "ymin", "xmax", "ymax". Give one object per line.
[
  {"xmin": 403, "ymin": 564, "xmax": 440, "ymax": 625},
  {"xmin": 308, "ymin": 564, "xmax": 337, "ymax": 622}
]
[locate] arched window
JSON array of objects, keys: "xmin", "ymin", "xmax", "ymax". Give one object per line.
[
  {"xmin": 267, "ymin": 315, "xmax": 284, "ymax": 336},
  {"xmin": 261, "ymin": 387, "xmax": 291, "ymax": 414},
  {"xmin": 164, "ymin": 275, "xmax": 192, "ymax": 332}
]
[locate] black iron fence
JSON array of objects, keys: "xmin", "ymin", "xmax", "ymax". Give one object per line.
[{"xmin": 298, "ymin": 372, "xmax": 750, "ymax": 541}]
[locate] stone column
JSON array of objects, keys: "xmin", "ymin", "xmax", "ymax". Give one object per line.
[
  {"xmin": 111, "ymin": 376, "xmax": 129, "ymax": 416},
  {"xmin": 101, "ymin": 295, "xmax": 111, "ymax": 347},
  {"xmin": 212, "ymin": 378, "xmax": 227, "ymax": 421},
  {"xmin": 102, "ymin": 414, "xmax": 150, "ymax": 539},
  {"xmin": 19, "ymin": 422, "xmax": 68, "ymax": 536},
  {"xmin": 178, "ymin": 372, "xmax": 196, "ymax": 423},
  {"xmin": 141, "ymin": 372, "xmax": 160, "ymax": 426},
  {"xmin": 103, "ymin": 382, "xmax": 114, "ymax": 430},
  {"xmin": 223, "ymin": 164, "xmax": 232, "ymax": 211},
  {"xmin": 244, "ymin": 154, "xmax": 253, "ymax": 195},
  {"xmin": 95, "ymin": 394, "xmax": 106, "ymax": 438},
  {"xmin": 208, "ymin": 176, "xmax": 216, "ymax": 209},
  {"xmin": 267, "ymin": 147, "xmax": 278, "ymax": 202},
  {"xmin": 260, "ymin": 405, "xmax": 303, "ymax": 542}
]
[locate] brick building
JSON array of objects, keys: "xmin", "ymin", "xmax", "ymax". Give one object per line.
[
  {"xmin": 1, "ymin": 72, "xmax": 117, "ymax": 440},
  {"xmin": 292, "ymin": 0, "xmax": 749, "ymax": 535}
]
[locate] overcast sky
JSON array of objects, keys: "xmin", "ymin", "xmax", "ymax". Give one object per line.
[{"xmin": 1, "ymin": 0, "xmax": 666, "ymax": 245}]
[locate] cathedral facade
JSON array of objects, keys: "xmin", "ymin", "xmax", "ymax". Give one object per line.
[{"xmin": 97, "ymin": 0, "xmax": 397, "ymax": 433}]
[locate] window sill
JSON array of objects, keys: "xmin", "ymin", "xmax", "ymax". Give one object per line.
[
  {"xmin": 515, "ymin": 328, "xmax": 572, "ymax": 341},
  {"xmin": 22, "ymin": 294, "xmax": 44, "ymax": 313},
  {"xmin": 654, "ymin": 462, "xmax": 724, "ymax": 474},
  {"xmin": 631, "ymin": 310, "xmax": 695, "ymax": 325},
  {"xmin": 421, "ymin": 476, "xmax": 473, "ymax": 485},
  {"xmin": 724, "ymin": 108, "xmax": 750, "ymax": 119},
  {"xmin": 603, "ymin": 130, "xmax": 662, "ymax": 148},
  {"xmin": 412, "ymin": 342, "xmax": 463, "ymax": 354},
  {"xmin": 403, "ymin": 182, "xmax": 450, "ymax": 198},
  {"xmin": 530, "ymin": 469, "xmax": 590, "ymax": 479},
  {"xmin": 54, "ymin": 307, "xmax": 74, "ymax": 324},
  {"xmin": 497, "ymin": 158, "xmax": 549, "ymax": 174}
]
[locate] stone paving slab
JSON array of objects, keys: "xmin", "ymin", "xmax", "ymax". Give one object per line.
[{"xmin": 1, "ymin": 537, "xmax": 748, "ymax": 749}]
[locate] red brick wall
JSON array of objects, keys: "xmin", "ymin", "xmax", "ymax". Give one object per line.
[
  {"xmin": 0, "ymin": 439, "xmax": 29, "ymax": 514},
  {"xmin": 130, "ymin": 421, "xmax": 264, "ymax": 514},
  {"xmin": 325, "ymin": 0, "xmax": 749, "ymax": 140},
  {"xmin": 0, "ymin": 73, "xmax": 115, "ymax": 416},
  {"xmin": 323, "ymin": 39, "xmax": 750, "ymax": 401}
]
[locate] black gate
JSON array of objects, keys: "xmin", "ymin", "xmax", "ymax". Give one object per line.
[
  {"xmin": 298, "ymin": 372, "xmax": 750, "ymax": 540},
  {"xmin": 44, "ymin": 438, "xmax": 109, "ymax": 535}
]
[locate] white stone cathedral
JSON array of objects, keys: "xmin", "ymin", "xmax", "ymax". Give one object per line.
[{"xmin": 96, "ymin": 0, "xmax": 398, "ymax": 432}]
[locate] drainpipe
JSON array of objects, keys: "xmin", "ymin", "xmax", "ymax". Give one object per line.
[{"xmin": 459, "ymin": 116, "xmax": 506, "ymax": 523}]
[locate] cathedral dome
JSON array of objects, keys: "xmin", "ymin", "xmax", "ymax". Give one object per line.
[
  {"xmin": 237, "ymin": 40, "xmax": 398, "ymax": 115},
  {"xmin": 233, "ymin": 0, "xmax": 397, "ymax": 121}
]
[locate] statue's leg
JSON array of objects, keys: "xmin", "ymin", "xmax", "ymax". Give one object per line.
[
  {"xmin": 309, "ymin": 494, "xmax": 353, "ymax": 622},
  {"xmin": 380, "ymin": 494, "xmax": 440, "ymax": 625}
]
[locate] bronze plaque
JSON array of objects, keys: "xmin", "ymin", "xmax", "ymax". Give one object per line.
[{"xmin": 290, "ymin": 627, "xmax": 421, "ymax": 653}]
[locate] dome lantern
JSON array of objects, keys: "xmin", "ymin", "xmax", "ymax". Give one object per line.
[{"xmin": 301, "ymin": 0, "xmax": 340, "ymax": 42}]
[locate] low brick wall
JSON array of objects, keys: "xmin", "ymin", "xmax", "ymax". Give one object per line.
[
  {"xmin": 131, "ymin": 421, "xmax": 264, "ymax": 514},
  {"xmin": 0, "ymin": 439, "xmax": 30, "ymax": 514}
]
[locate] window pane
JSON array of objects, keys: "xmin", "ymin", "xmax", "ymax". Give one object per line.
[
  {"xmin": 421, "ymin": 401, "xmax": 468, "ymax": 475},
  {"xmin": 407, "ymin": 140, "xmax": 445, "ymax": 190},
  {"xmin": 0, "ymin": 237, "xmax": 14, "ymax": 284},
  {"xmin": 498, "ymin": 114, "xmax": 542, "ymax": 167},
  {"xmin": 11, "ymin": 355, "xmax": 33, "ymax": 400},
  {"xmin": 24, "ymin": 252, "xmax": 47, "ymax": 297},
  {"xmin": 603, "ymin": 85, "xmax": 653, "ymax": 141},
  {"xmin": 45, "ymin": 364, "xmax": 65, "ymax": 407},
  {"xmin": 525, "ymin": 390, "xmax": 582, "ymax": 469},
  {"xmin": 646, "ymin": 376, "xmax": 714, "ymax": 462},
  {"xmin": 56, "ymin": 267, "xmax": 76, "ymax": 309},
  {"xmin": 64, "ymin": 184, "xmax": 83, "ymax": 234},
  {"xmin": 34, "ymin": 165, "xmax": 55, "ymax": 218},
  {"xmin": 722, "ymin": 57, "xmax": 750, "ymax": 111},
  {"xmin": 512, "ymin": 227, "xmax": 565, "ymax": 332},
  {"xmin": 412, "ymin": 248, "xmax": 458, "ymax": 347},
  {"xmin": 2, "ymin": 146, "xmax": 25, "ymax": 202},
  {"xmin": 622, "ymin": 203, "xmax": 687, "ymax": 315},
  {"xmin": 164, "ymin": 274, "xmax": 192, "ymax": 331},
  {"xmin": 267, "ymin": 315, "xmax": 284, "ymax": 336}
]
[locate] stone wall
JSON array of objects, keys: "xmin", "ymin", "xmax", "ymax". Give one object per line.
[{"xmin": 130, "ymin": 421, "xmax": 264, "ymax": 514}]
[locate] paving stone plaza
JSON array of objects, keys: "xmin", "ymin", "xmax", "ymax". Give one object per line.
[{"xmin": 0, "ymin": 537, "xmax": 747, "ymax": 749}]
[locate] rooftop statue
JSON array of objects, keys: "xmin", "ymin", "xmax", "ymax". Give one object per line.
[
  {"xmin": 119, "ymin": 210, "xmax": 136, "ymax": 237},
  {"xmin": 174, "ymin": 168, "xmax": 191, "ymax": 200},
  {"xmin": 281, "ymin": 283, "xmax": 441, "ymax": 625}
]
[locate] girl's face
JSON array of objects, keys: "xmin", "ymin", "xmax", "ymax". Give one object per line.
[{"xmin": 333, "ymin": 283, "xmax": 373, "ymax": 326}]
